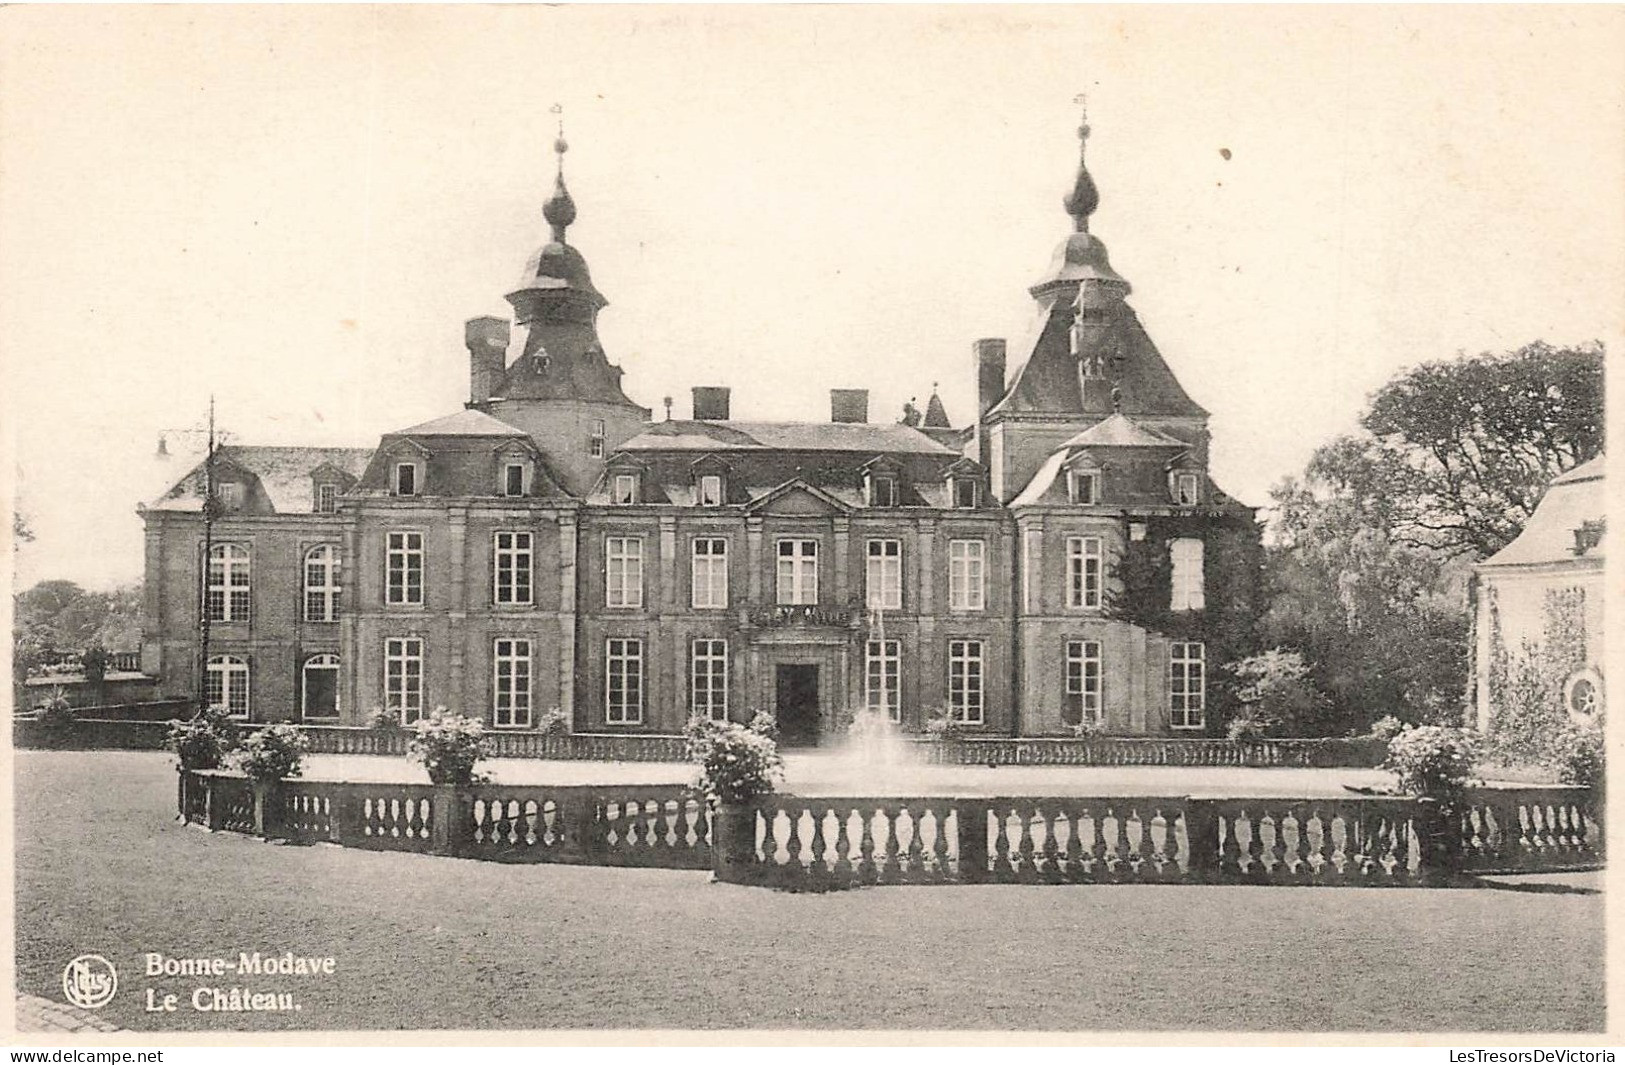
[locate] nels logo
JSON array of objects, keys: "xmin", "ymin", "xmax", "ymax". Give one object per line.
[{"xmin": 62, "ymin": 954, "xmax": 118, "ymax": 1010}]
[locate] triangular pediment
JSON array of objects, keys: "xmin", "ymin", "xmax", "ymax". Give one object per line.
[
  {"xmin": 309, "ymin": 461, "xmax": 357, "ymax": 486},
  {"xmin": 383, "ymin": 436, "xmax": 432, "ymax": 458},
  {"xmin": 745, "ymin": 480, "xmax": 853, "ymax": 516}
]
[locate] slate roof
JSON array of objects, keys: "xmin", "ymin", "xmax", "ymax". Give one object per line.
[
  {"xmin": 393, "ymin": 409, "xmax": 528, "ymax": 437},
  {"xmin": 988, "ymin": 299, "xmax": 1207, "ymax": 420},
  {"xmin": 617, "ymin": 420, "xmax": 956, "ymax": 456},
  {"xmin": 1062, "ymin": 412, "xmax": 1189, "ymax": 449},
  {"xmin": 147, "ymin": 446, "xmax": 374, "ymax": 514},
  {"xmin": 1480, "ymin": 456, "xmax": 1606, "ymax": 568}
]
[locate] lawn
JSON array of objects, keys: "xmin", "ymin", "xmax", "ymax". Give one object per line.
[{"xmin": 13, "ymin": 750, "xmax": 1605, "ymax": 1034}]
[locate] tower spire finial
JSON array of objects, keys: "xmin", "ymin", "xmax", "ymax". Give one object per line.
[
  {"xmin": 1063, "ymin": 93, "xmax": 1099, "ymax": 232},
  {"xmin": 543, "ymin": 103, "xmax": 577, "ymax": 242}
]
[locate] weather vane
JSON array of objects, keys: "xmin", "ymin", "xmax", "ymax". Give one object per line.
[
  {"xmin": 550, "ymin": 103, "xmax": 567, "ymax": 169},
  {"xmin": 1073, "ymin": 92, "xmax": 1090, "ymax": 142}
]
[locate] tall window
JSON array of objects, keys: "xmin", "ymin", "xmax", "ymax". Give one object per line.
[
  {"xmin": 492, "ymin": 638, "xmax": 532, "ymax": 728},
  {"xmin": 952, "ymin": 478, "xmax": 979, "ymax": 509},
  {"xmin": 589, "ymin": 419, "xmax": 606, "ymax": 458},
  {"xmin": 776, "ymin": 539, "xmax": 819, "ymax": 605},
  {"xmin": 1173, "ymin": 472, "xmax": 1199, "ymax": 506},
  {"xmin": 691, "ymin": 638, "xmax": 728, "ymax": 721},
  {"xmin": 302, "ymin": 653, "xmax": 340, "ymax": 719},
  {"xmin": 385, "ymin": 532, "xmax": 424, "ymax": 606},
  {"xmin": 948, "ymin": 539, "xmax": 985, "ymax": 611},
  {"xmin": 316, "ymin": 483, "xmax": 338, "ymax": 514},
  {"xmin": 494, "ymin": 531, "xmax": 533, "ymax": 606},
  {"xmin": 1170, "ymin": 642, "xmax": 1206, "ymax": 730},
  {"xmin": 217, "ymin": 482, "xmax": 243, "ymax": 511},
  {"xmin": 205, "ymin": 654, "xmax": 250, "ymax": 717},
  {"xmin": 393, "ymin": 462, "xmax": 418, "ymax": 497},
  {"xmin": 303, "ymin": 544, "xmax": 340, "ymax": 622},
  {"xmin": 503, "ymin": 463, "xmax": 526, "ymax": 497},
  {"xmin": 385, "ymin": 637, "xmax": 424, "ymax": 724},
  {"xmin": 206, "ymin": 543, "xmax": 251, "ymax": 622},
  {"xmin": 691, "ymin": 538, "xmax": 728, "ymax": 609},
  {"xmin": 865, "ymin": 539, "xmax": 902, "ymax": 611},
  {"xmin": 1067, "ymin": 536, "xmax": 1102, "ymax": 610},
  {"xmin": 611, "ymin": 472, "xmax": 638, "ymax": 505},
  {"xmin": 605, "ymin": 638, "xmax": 643, "ymax": 724},
  {"xmin": 1064, "ymin": 640, "xmax": 1102, "ymax": 726},
  {"xmin": 697, "ymin": 474, "xmax": 724, "ymax": 507},
  {"xmin": 606, "ymin": 537, "xmax": 644, "ymax": 608},
  {"xmin": 1170, "ymin": 538, "xmax": 1205, "ymax": 611},
  {"xmin": 947, "ymin": 639, "xmax": 984, "ymax": 725},
  {"xmin": 865, "ymin": 639, "xmax": 901, "ymax": 721}
]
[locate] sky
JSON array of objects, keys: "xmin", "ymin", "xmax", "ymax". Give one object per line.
[{"xmin": 3, "ymin": 6, "xmax": 1622, "ymax": 592}]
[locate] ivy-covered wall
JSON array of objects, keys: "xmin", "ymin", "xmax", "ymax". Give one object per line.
[
  {"xmin": 1103, "ymin": 513, "xmax": 1265, "ymax": 735},
  {"xmin": 1484, "ymin": 584, "xmax": 1590, "ymax": 763}
]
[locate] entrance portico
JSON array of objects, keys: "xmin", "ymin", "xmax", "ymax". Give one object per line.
[{"xmin": 745, "ymin": 628, "xmax": 853, "ymax": 747}]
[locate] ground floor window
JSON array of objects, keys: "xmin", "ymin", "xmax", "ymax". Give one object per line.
[
  {"xmin": 865, "ymin": 639, "xmax": 900, "ymax": 721},
  {"xmin": 691, "ymin": 638, "xmax": 728, "ymax": 721},
  {"xmin": 205, "ymin": 654, "xmax": 250, "ymax": 718},
  {"xmin": 1064, "ymin": 640, "xmax": 1102, "ymax": 727},
  {"xmin": 606, "ymin": 638, "xmax": 644, "ymax": 725},
  {"xmin": 947, "ymin": 639, "xmax": 984, "ymax": 725},
  {"xmin": 493, "ymin": 638, "xmax": 532, "ymax": 729},
  {"xmin": 385, "ymin": 637, "xmax": 424, "ymax": 724},
  {"xmin": 301, "ymin": 653, "xmax": 340, "ymax": 718},
  {"xmin": 1170, "ymin": 641, "xmax": 1205, "ymax": 730}
]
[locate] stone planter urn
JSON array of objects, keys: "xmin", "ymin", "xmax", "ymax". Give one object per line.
[{"xmin": 711, "ymin": 803, "xmax": 759, "ymax": 885}]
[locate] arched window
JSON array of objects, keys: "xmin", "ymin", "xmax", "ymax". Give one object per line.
[
  {"xmin": 205, "ymin": 655, "xmax": 250, "ymax": 718},
  {"xmin": 206, "ymin": 544, "xmax": 251, "ymax": 622},
  {"xmin": 302, "ymin": 654, "xmax": 340, "ymax": 719},
  {"xmin": 303, "ymin": 545, "xmax": 341, "ymax": 622}
]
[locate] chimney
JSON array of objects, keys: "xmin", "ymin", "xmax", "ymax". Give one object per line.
[
  {"xmin": 691, "ymin": 386, "xmax": 731, "ymax": 421},
  {"xmin": 975, "ymin": 338, "xmax": 1007, "ymax": 418},
  {"xmin": 465, "ymin": 316, "xmax": 510, "ymax": 405},
  {"xmin": 830, "ymin": 388, "xmax": 869, "ymax": 424}
]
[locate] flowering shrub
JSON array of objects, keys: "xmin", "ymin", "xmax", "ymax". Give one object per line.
[
  {"xmin": 409, "ymin": 710, "xmax": 490, "ymax": 786},
  {"xmin": 1368, "ymin": 715, "xmax": 1407, "ymax": 743},
  {"xmin": 923, "ymin": 708, "xmax": 962, "ymax": 738},
  {"xmin": 1067, "ymin": 719, "xmax": 1106, "ymax": 739},
  {"xmin": 1549, "ymin": 724, "xmax": 1604, "ymax": 789},
  {"xmin": 233, "ymin": 723, "xmax": 308, "ymax": 783},
  {"xmin": 1225, "ymin": 715, "xmax": 1267, "ymax": 741},
  {"xmin": 1383, "ymin": 725, "xmax": 1479, "ymax": 799},
  {"xmin": 1226, "ymin": 650, "xmax": 1335, "ymax": 737},
  {"xmin": 686, "ymin": 717, "xmax": 783, "ymax": 805},
  {"xmin": 748, "ymin": 711, "xmax": 780, "ymax": 740},
  {"xmin": 367, "ymin": 707, "xmax": 402, "ymax": 732},
  {"xmin": 36, "ymin": 689, "xmax": 75, "ymax": 730},
  {"xmin": 536, "ymin": 708, "xmax": 570, "ymax": 736},
  {"xmin": 165, "ymin": 707, "xmax": 241, "ymax": 770}
]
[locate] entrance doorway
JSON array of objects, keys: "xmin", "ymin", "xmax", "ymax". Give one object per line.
[{"xmin": 775, "ymin": 664, "xmax": 820, "ymax": 746}]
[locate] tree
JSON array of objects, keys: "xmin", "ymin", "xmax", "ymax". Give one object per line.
[
  {"xmin": 1261, "ymin": 340, "xmax": 1602, "ymax": 731},
  {"xmin": 12, "ymin": 511, "xmax": 34, "ymax": 546},
  {"xmin": 1329, "ymin": 341, "xmax": 1603, "ymax": 558},
  {"xmin": 1227, "ymin": 649, "xmax": 1336, "ymax": 738}
]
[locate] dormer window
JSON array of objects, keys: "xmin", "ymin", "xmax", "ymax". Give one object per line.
[
  {"xmin": 1172, "ymin": 471, "xmax": 1199, "ymax": 506},
  {"xmin": 952, "ymin": 477, "xmax": 979, "ymax": 509},
  {"xmin": 611, "ymin": 472, "xmax": 639, "ymax": 505},
  {"xmin": 1067, "ymin": 469, "xmax": 1100, "ymax": 505},
  {"xmin": 316, "ymin": 483, "xmax": 338, "ymax": 514},
  {"xmin": 393, "ymin": 462, "xmax": 419, "ymax": 497},
  {"xmin": 503, "ymin": 462, "xmax": 527, "ymax": 498},
  {"xmin": 697, "ymin": 473, "xmax": 724, "ymax": 507},
  {"xmin": 589, "ymin": 419, "xmax": 606, "ymax": 458},
  {"xmin": 217, "ymin": 482, "xmax": 243, "ymax": 511},
  {"xmin": 866, "ymin": 473, "xmax": 898, "ymax": 508}
]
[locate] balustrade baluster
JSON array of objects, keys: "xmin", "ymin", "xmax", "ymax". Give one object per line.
[
  {"xmin": 1107, "ymin": 806, "xmax": 1131, "ymax": 881},
  {"xmin": 881, "ymin": 806, "xmax": 902, "ymax": 884},
  {"xmin": 1037, "ymin": 806, "xmax": 1061, "ymax": 883},
  {"xmin": 989, "ymin": 807, "xmax": 1012, "ymax": 881},
  {"xmin": 857, "ymin": 808, "xmax": 877, "ymax": 884},
  {"xmin": 1060, "ymin": 808, "xmax": 1084, "ymax": 882},
  {"xmin": 905, "ymin": 806, "xmax": 926, "ymax": 882},
  {"xmin": 1218, "ymin": 809, "xmax": 1241, "ymax": 879},
  {"xmin": 1133, "ymin": 806, "xmax": 1154, "ymax": 880}
]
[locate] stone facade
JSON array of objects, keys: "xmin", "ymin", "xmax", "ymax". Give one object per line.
[{"xmin": 137, "ymin": 118, "xmax": 1261, "ymax": 742}]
